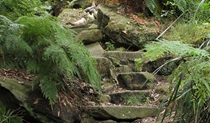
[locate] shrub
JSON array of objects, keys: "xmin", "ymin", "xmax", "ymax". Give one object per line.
[
  {"xmin": 135, "ymin": 40, "xmax": 210, "ymax": 122},
  {"xmin": 0, "ymin": 15, "xmax": 101, "ymax": 105}
]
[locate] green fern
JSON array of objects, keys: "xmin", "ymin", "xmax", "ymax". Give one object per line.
[
  {"xmin": 174, "ymin": 0, "xmax": 187, "ymax": 12},
  {"xmin": 0, "ymin": 102, "xmax": 23, "ymax": 123},
  {"xmin": 145, "ymin": 0, "xmax": 162, "ymax": 16},
  {"xmin": 39, "ymin": 77, "xmax": 58, "ymax": 106},
  {"xmin": 136, "ymin": 40, "xmax": 210, "ymax": 122},
  {"xmin": 0, "ymin": 0, "xmax": 48, "ymax": 20},
  {"xmin": 140, "ymin": 40, "xmax": 209, "ymax": 61},
  {"xmin": 0, "ymin": 15, "xmax": 101, "ymax": 105}
]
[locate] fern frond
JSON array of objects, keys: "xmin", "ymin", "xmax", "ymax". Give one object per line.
[
  {"xmin": 43, "ymin": 44, "xmax": 77, "ymax": 78},
  {"xmin": 0, "ymin": 0, "xmax": 48, "ymax": 20},
  {"xmin": 146, "ymin": 0, "xmax": 162, "ymax": 16},
  {"xmin": 174, "ymin": 0, "xmax": 187, "ymax": 12},
  {"xmin": 0, "ymin": 16, "xmax": 32, "ymax": 56},
  {"xmin": 0, "ymin": 15, "xmax": 101, "ymax": 105},
  {"xmin": 39, "ymin": 77, "xmax": 58, "ymax": 106},
  {"xmin": 141, "ymin": 40, "xmax": 210, "ymax": 122},
  {"xmin": 143, "ymin": 40, "xmax": 209, "ymax": 61},
  {"xmin": 67, "ymin": 42, "xmax": 101, "ymax": 91}
]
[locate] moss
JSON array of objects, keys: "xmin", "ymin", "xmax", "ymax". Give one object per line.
[{"xmin": 120, "ymin": 92, "xmax": 151, "ymax": 105}]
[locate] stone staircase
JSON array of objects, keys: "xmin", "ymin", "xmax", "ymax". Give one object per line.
[
  {"xmin": 81, "ymin": 42, "xmax": 169, "ymax": 123},
  {"xmin": 57, "ymin": 4, "xmax": 170, "ymax": 122}
]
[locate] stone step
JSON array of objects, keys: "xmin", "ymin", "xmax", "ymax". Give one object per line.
[
  {"xmin": 104, "ymin": 51, "xmax": 143, "ymax": 67},
  {"xmin": 109, "ymin": 90, "xmax": 153, "ymax": 105},
  {"xmin": 117, "ymin": 72, "xmax": 156, "ymax": 90},
  {"xmin": 84, "ymin": 106, "xmax": 159, "ymax": 121},
  {"xmin": 86, "ymin": 42, "xmax": 105, "ymax": 57}
]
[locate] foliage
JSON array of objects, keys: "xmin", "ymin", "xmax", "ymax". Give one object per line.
[
  {"xmin": 135, "ymin": 40, "xmax": 210, "ymax": 122},
  {"xmin": 0, "ymin": 102, "xmax": 23, "ymax": 123},
  {"xmin": 146, "ymin": 0, "xmax": 209, "ymax": 22},
  {"xmin": 105, "ymin": 42, "xmax": 115, "ymax": 51},
  {"xmin": 195, "ymin": 1, "xmax": 210, "ymax": 22},
  {"xmin": 0, "ymin": 15, "xmax": 101, "ymax": 105},
  {"xmin": 163, "ymin": 22, "xmax": 210, "ymax": 45},
  {"xmin": 145, "ymin": 0, "xmax": 162, "ymax": 16},
  {"xmin": 0, "ymin": 0, "xmax": 50, "ymax": 20}
]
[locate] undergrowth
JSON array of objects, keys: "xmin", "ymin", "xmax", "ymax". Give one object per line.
[
  {"xmin": 135, "ymin": 40, "xmax": 210, "ymax": 122},
  {"xmin": 163, "ymin": 22, "xmax": 210, "ymax": 45},
  {"xmin": 0, "ymin": 15, "xmax": 101, "ymax": 105},
  {"xmin": 0, "ymin": 102, "xmax": 23, "ymax": 123},
  {"xmin": 0, "ymin": 0, "xmax": 50, "ymax": 20}
]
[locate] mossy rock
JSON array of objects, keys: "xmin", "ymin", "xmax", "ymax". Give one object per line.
[
  {"xmin": 117, "ymin": 72, "xmax": 156, "ymax": 90},
  {"xmin": 97, "ymin": 5, "xmax": 159, "ymax": 49},
  {"xmin": 76, "ymin": 29, "xmax": 103, "ymax": 44}
]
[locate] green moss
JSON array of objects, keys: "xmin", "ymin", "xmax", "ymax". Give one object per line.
[{"xmin": 120, "ymin": 92, "xmax": 151, "ymax": 105}]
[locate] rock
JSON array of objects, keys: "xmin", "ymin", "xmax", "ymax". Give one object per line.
[
  {"xmin": 104, "ymin": 51, "xmax": 143, "ymax": 67},
  {"xmin": 97, "ymin": 5, "xmax": 159, "ymax": 49},
  {"xmin": 109, "ymin": 90, "xmax": 152, "ymax": 105},
  {"xmin": 86, "ymin": 42, "xmax": 105, "ymax": 57},
  {"xmin": 117, "ymin": 72, "xmax": 156, "ymax": 90},
  {"xmin": 100, "ymin": 94, "xmax": 111, "ymax": 103},
  {"xmin": 76, "ymin": 29, "xmax": 103, "ymax": 44},
  {"xmin": 99, "ymin": 120, "xmax": 117, "ymax": 123},
  {"xmin": 58, "ymin": 8, "xmax": 85, "ymax": 28},
  {"xmin": 143, "ymin": 57, "xmax": 179, "ymax": 75},
  {"xmin": 0, "ymin": 77, "xmax": 79, "ymax": 123},
  {"xmin": 81, "ymin": 113, "xmax": 98, "ymax": 123},
  {"xmin": 132, "ymin": 117, "xmax": 157, "ymax": 123},
  {"xmin": 58, "ymin": 8, "xmax": 97, "ymax": 29},
  {"xmin": 0, "ymin": 77, "xmax": 30, "ymax": 102},
  {"xmin": 102, "ymin": 81, "xmax": 117, "ymax": 93},
  {"xmin": 85, "ymin": 106, "xmax": 159, "ymax": 120},
  {"xmin": 95, "ymin": 57, "xmax": 113, "ymax": 77},
  {"xmin": 114, "ymin": 65, "xmax": 134, "ymax": 72}
]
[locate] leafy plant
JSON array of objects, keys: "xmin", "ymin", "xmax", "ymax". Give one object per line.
[
  {"xmin": 146, "ymin": 0, "xmax": 209, "ymax": 22},
  {"xmin": 0, "ymin": 102, "xmax": 23, "ymax": 123},
  {"xmin": 0, "ymin": 0, "xmax": 50, "ymax": 20},
  {"xmin": 105, "ymin": 42, "xmax": 115, "ymax": 51},
  {"xmin": 195, "ymin": 1, "xmax": 210, "ymax": 22},
  {"xmin": 0, "ymin": 15, "xmax": 101, "ymax": 105},
  {"xmin": 145, "ymin": 0, "xmax": 162, "ymax": 16},
  {"xmin": 164, "ymin": 23, "xmax": 210, "ymax": 45},
  {"xmin": 135, "ymin": 40, "xmax": 210, "ymax": 122}
]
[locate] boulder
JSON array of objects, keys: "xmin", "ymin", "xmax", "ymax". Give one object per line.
[
  {"xmin": 95, "ymin": 57, "xmax": 113, "ymax": 77},
  {"xmin": 86, "ymin": 42, "xmax": 105, "ymax": 57},
  {"xmin": 0, "ymin": 77, "xmax": 80, "ymax": 123},
  {"xmin": 76, "ymin": 29, "xmax": 103, "ymax": 44},
  {"xmin": 85, "ymin": 106, "xmax": 159, "ymax": 120},
  {"xmin": 97, "ymin": 5, "xmax": 159, "ymax": 49},
  {"xmin": 58, "ymin": 8, "xmax": 97, "ymax": 29},
  {"xmin": 117, "ymin": 72, "xmax": 156, "ymax": 90},
  {"xmin": 58, "ymin": 8, "xmax": 85, "ymax": 28}
]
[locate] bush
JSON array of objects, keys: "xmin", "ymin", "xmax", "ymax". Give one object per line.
[
  {"xmin": 0, "ymin": 15, "xmax": 101, "ymax": 105},
  {"xmin": 135, "ymin": 40, "xmax": 210, "ymax": 122}
]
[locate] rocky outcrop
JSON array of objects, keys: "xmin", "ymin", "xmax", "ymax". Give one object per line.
[
  {"xmin": 0, "ymin": 77, "xmax": 79, "ymax": 123},
  {"xmin": 97, "ymin": 5, "xmax": 159, "ymax": 49},
  {"xmin": 56, "ymin": 4, "xmax": 171, "ymax": 123}
]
